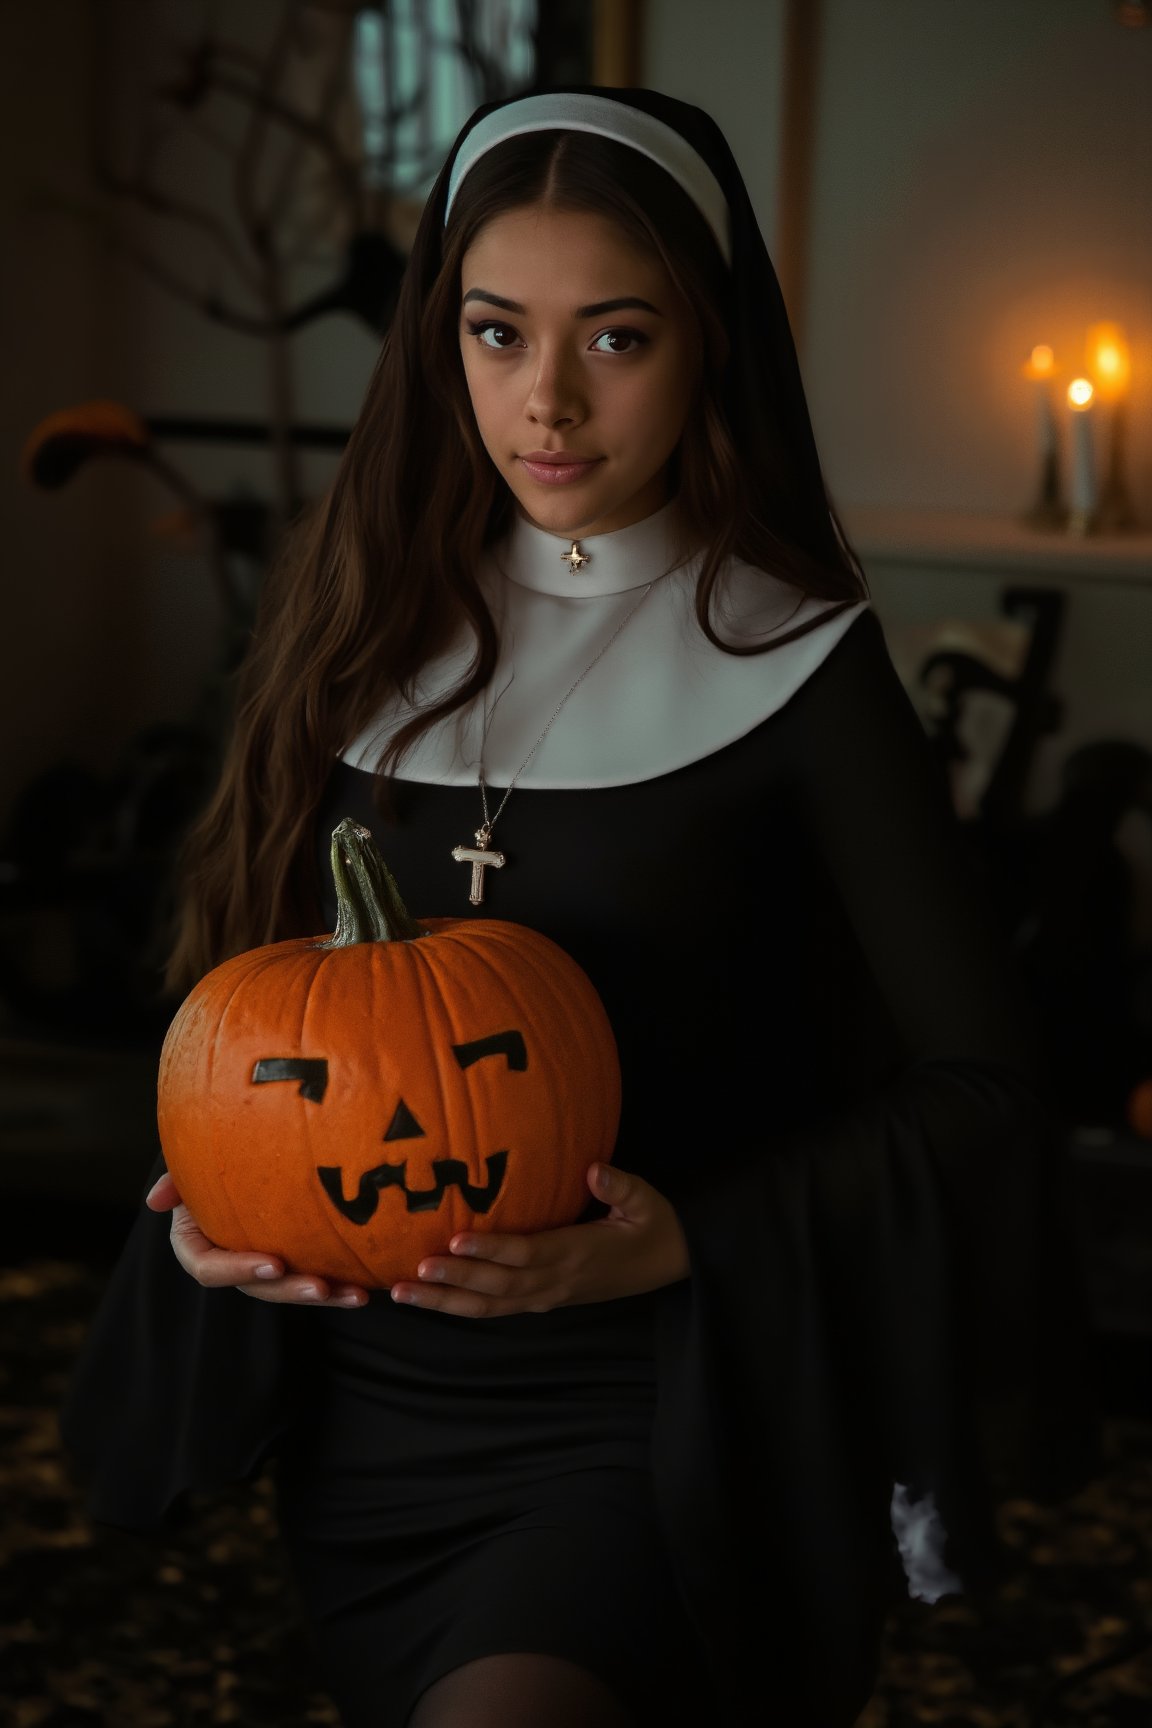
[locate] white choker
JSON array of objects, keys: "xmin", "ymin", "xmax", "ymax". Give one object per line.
[{"xmin": 496, "ymin": 498, "xmax": 698, "ymax": 598}]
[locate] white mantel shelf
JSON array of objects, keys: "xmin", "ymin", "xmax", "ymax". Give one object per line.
[{"xmin": 839, "ymin": 506, "xmax": 1152, "ymax": 586}]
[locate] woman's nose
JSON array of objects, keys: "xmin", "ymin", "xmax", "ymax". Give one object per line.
[{"xmin": 525, "ymin": 350, "xmax": 585, "ymax": 427}]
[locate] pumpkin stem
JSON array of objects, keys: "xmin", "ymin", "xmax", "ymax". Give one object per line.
[{"xmin": 323, "ymin": 818, "xmax": 429, "ymax": 946}]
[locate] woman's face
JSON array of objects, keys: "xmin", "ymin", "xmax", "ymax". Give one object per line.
[{"xmin": 458, "ymin": 203, "xmax": 700, "ymax": 538}]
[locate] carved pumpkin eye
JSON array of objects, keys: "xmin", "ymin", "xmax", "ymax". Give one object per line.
[
  {"xmin": 452, "ymin": 1031, "xmax": 527, "ymax": 1072},
  {"xmin": 252, "ymin": 1058, "xmax": 329, "ymax": 1102}
]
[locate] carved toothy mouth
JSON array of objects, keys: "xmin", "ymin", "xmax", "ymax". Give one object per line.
[{"xmin": 317, "ymin": 1151, "xmax": 509, "ymax": 1222}]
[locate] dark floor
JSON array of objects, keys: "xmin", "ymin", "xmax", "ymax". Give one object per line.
[{"xmin": 0, "ymin": 1236, "xmax": 1149, "ymax": 1727}]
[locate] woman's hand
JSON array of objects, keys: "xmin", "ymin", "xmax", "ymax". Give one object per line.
[
  {"xmin": 389, "ymin": 1162, "xmax": 690, "ymax": 1319},
  {"xmin": 145, "ymin": 1171, "xmax": 371, "ymax": 1308}
]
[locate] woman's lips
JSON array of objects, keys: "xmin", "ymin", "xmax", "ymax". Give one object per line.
[{"xmin": 519, "ymin": 456, "xmax": 603, "ymax": 485}]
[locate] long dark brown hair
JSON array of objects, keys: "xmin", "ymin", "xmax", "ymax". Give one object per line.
[{"xmin": 165, "ymin": 122, "xmax": 869, "ymax": 995}]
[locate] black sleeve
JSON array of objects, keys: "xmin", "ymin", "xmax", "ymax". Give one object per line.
[
  {"xmin": 56, "ymin": 1147, "xmax": 316, "ymax": 1533},
  {"xmin": 647, "ymin": 608, "xmax": 1101, "ymax": 1722}
]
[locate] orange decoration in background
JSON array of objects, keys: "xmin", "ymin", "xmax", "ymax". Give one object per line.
[
  {"xmin": 21, "ymin": 399, "xmax": 151, "ymax": 488},
  {"xmin": 1127, "ymin": 1078, "xmax": 1152, "ymax": 1140}
]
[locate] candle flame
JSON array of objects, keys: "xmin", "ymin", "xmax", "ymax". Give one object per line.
[
  {"xmin": 1086, "ymin": 321, "xmax": 1130, "ymax": 401},
  {"xmin": 1023, "ymin": 344, "xmax": 1056, "ymax": 379},
  {"xmin": 1068, "ymin": 377, "xmax": 1095, "ymax": 409}
]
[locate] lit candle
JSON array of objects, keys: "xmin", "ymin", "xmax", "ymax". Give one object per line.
[
  {"xmin": 1085, "ymin": 321, "xmax": 1130, "ymax": 404},
  {"xmin": 1086, "ymin": 321, "xmax": 1137, "ymax": 532},
  {"xmin": 1022, "ymin": 344, "xmax": 1058, "ymax": 460},
  {"xmin": 1066, "ymin": 377, "xmax": 1097, "ymax": 530},
  {"xmin": 1019, "ymin": 344, "xmax": 1067, "ymax": 529}
]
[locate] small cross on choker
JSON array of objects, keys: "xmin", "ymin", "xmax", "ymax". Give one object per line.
[{"xmin": 560, "ymin": 541, "xmax": 590, "ymax": 571}]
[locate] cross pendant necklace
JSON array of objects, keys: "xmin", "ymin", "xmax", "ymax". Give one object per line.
[
  {"xmin": 451, "ymin": 820, "xmax": 505, "ymax": 907},
  {"xmin": 450, "ymin": 549, "xmax": 663, "ymax": 907}
]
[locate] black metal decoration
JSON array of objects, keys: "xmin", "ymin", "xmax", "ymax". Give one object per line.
[{"xmin": 915, "ymin": 588, "xmax": 1067, "ymax": 832}]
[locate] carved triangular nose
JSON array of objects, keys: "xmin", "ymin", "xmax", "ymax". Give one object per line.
[{"xmin": 383, "ymin": 1098, "xmax": 425, "ymax": 1142}]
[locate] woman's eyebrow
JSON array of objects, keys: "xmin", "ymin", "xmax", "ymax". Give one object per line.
[{"xmin": 462, "ymin": 289, "xmax": 663, "ymax": 318}]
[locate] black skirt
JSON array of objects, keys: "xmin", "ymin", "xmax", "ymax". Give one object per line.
[{"xmin": 272, "ymin": 1287, "xmax": 717, "ymax": 1728}]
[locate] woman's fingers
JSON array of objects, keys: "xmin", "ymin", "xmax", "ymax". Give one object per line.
[
  {"xmin": 237, "ymin": 1272, "xmax": 369, "ymax": 1308},
  {"xmin": 144, "ymin": 1171, "xmax": 181, "ymax": 1212},
  {"xmin": 160, "ymin": 1195, "xmax": 368, "ymax": 1307},
  {"xmin": 386, "ymin": 1166, "xmax": 689, "ymax": 1318},
  {"xmin": 166, "ymin": 1201, "xmax": 274, "ymax": 1284}
]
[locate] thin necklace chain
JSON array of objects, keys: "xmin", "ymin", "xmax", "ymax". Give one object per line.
[{"xmin": 478, "ymin": 574, "xmax": 662, "ymax": 837}]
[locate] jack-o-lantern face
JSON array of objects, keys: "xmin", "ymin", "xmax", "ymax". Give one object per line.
[
  {"xmin": 156, "ymin": 825, "xmax": 621, "ymax": 1288},
  {"xmin": 250, "ymin": 1031, "xmax": 527, "ymax": 1220}
]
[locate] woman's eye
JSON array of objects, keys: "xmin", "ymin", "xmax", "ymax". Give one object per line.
[
  {"xmin": 591, "ymin": 328, "xmax": 648, "ymax": 355},
  {"xmin": 467, "ymin": 320, "xmax": 520, "ymax": 349},
  {"xmin": 464, "ymin": 320, "xmax": 648, "ymax": 355}
]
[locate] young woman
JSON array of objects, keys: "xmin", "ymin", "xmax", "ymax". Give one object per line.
[{"xmin": 60, "ymin": 85, "xmax": 1090, "ymax": 1728}]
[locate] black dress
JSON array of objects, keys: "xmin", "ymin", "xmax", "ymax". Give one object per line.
[{"xmin": 58, "ymin": 607, "xmax": 1098, "ymax": 1728}]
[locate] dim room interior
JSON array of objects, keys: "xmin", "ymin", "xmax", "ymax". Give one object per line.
[{"xmin": 1, "ymin": 2, "xmax": 1150, "ymax": 1723}]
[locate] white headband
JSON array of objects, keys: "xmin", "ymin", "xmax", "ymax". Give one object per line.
[{"xmin": 443, "ymin": 92, "xmax": 732, "ymax": 266}]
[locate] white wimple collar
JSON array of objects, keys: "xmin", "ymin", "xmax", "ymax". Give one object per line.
[{"xmin": 341, "ymin": 499, "xmax": 870, "ymax": 788}]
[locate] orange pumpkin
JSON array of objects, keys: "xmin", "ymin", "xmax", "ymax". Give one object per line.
[{"xmin": 156, "ymin": 819, "xmax": 621, "ymax": 1288}]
